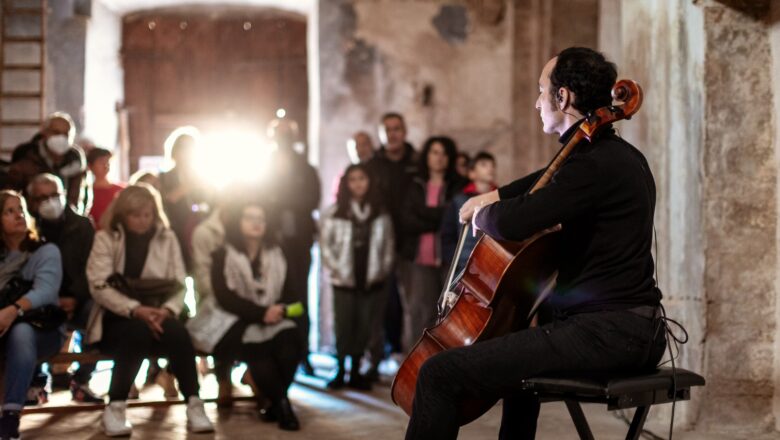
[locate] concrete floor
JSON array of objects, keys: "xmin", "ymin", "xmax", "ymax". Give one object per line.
[{"xmin": 18, "ymin": 360, "xmax": 773, "ymax": 439}]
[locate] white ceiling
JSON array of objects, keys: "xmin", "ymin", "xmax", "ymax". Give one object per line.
[{"xmin": 98, "ymin": 0, "xmax": 312, "ymax": 16}]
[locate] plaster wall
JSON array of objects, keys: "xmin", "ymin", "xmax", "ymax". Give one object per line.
[{"xmin": 83, "ymin": 0, "xmax": 123, "ymax": 149}]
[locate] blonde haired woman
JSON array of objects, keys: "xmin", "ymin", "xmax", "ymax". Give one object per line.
[{"xmin": 86, "ymin": 183, "xmax": 213, "ymax": 436}]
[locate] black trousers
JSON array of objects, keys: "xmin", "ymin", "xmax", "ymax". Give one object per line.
[
  {"xmin": 333, "ymin": 285, "xmax": 382, "ymax": 361},
  {"xmin": 101, "ymin": 313, "xmax": 200, "ymax": 402},
  {"xmin": 405, "ymin": 308, "xmax": 667, "ymax": 440},
  {"xmin": 281, "ymin": 242, "xmax": 312, "ymax": 357},
  {"xmin": 213, "ymin": 323, "xmax": 302, "ymax": 402}
]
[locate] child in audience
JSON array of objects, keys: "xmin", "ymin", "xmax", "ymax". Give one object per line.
[
  {"xmin": 86, "ymin": 148, "xmax": 124, "ymax": 229},
  {"xmin": 320, "ymin": 164, "xmax": 394, "ymax": 390},
  {"xmin": 440, "ymin": 151, "xmax": 497, "ymax": 275}
]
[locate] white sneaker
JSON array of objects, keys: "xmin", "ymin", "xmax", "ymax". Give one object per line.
[
  {"xmin": 186, "ymin": 396, "xmax": 214, "ymax": 433},
  {"xmin": 102, "ymin": 401, "xmax": 132, "ymax": 437}
]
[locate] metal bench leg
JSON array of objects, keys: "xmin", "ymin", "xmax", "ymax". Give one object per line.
[
  {"xmin": 564, "ymin": 400, "xmax": 595, "ymax": 440},
  {"xmin": 625, "ymin": 406, "xmax": 650, "ymax": 440}
]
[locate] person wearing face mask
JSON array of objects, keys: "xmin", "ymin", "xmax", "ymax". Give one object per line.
[
  {"xmin": 25, "ymin": 173, "xmax": 102, "ymax": 403},
  {"xmin": 7, "ymin": 112, "xmax": 87, "ymax": 213}
]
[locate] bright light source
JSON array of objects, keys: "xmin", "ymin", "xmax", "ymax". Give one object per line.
[
  {"xmin": 276, "ymin": 108, "xmax": 286, "ymax": 118},
  {"xmin": 195, "ymin": 128, "xmax": 275, "ymax": 189}
]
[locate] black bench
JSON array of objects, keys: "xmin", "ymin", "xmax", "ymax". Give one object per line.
[{"xmin": 521, "ymin": 367, "xmax": 705, "ymax": 440}]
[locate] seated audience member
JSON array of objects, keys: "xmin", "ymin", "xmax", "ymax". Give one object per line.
[
  {"xmin": 0, "ymin": 190, "xmax": 64, "ymax": 440},
  {"xmin": 187, "ymin": 196, "xmax": 302, "ymax": 431},
  {"xmin": 26, "ymin": 174, "xmax": 101, "ymax": 403},
  {"xmin": 7, "ymin": 112, "xmax": 87, "ymax": 211},
  {"xmin": 86, "ymin": 183, "xmax": 213, "ymax": 436},
  {"xmin": 320, "ymin": 164, "xmax": 394, "ymax": 390},
  {"xmin": 86, "ymin": 148, "xmax": 124, "ymax": 229},
  {"xmin": 440, "ymin": 151, "xmax": 498, "ymax": 274},
  {"xmin": 190, "ymin": 185, "xmax": 254, "ymax": 408}
]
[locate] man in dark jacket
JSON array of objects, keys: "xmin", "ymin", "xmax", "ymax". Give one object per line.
[
  {"xmin": 27, "ymin": 173, "xmax": 101, "ymax": 403},
  {"xmin": 362, "ymin": 113, "xmax": 419, "ymax": 377},
  {"xmin": 405, "ymin": 47, "xmax": 667, "ymax": 440},
  {"xmin": 8, "ymin": 112, "xmax": 86, "ymax": 212},
  {"xmin": 266, "ymin": 117, "xmax": 321, "ymax": 375}
]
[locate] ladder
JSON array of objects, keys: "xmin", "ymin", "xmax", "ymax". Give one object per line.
[{"xmin": 0, "ymin": 0, "xmax": 45, "ymax": 161}]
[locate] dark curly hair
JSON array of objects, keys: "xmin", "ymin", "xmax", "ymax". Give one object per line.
[
  {"xmin": 549, "ymin": 47, "xmax": 617, "ymax": 116},
  {"xmin": 334, "ymin": 163, "xmax": 382, "ymax": 221},
  {"xmin": 419, "ymin": 136, "xmax": 458, "ymax": 183}
]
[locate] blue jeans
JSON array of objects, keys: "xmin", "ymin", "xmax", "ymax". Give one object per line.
[{"xmin": 3, "ymin": 323, "xmax": 63, "ymax": 411}]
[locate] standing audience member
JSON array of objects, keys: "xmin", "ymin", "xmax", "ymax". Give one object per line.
[
  {"xmin": 0, "ymin": 190, "xmax": 63, "ymax": 440},
  {"xmin": 455, "ymin": 152, "xmax": 470, "ymax": 179},
  {"xmin": 363, "ymin": 112, "xmax": 418, "ymax": 378},
  {"xmin": 399, "ymin": 136, "xmax": 465, "ymax": 352},
  {"xmin": 86, "ymin": 184, "xmax": 213, "ymax": 436},
  {"xmin": 320, "ymin": 164, "xmax": 394, "ymax": 390},
  {"xmin": 267, "ymin": 117, "xmax": 320, "ymax": 375},
  {"xmin": 129, "ymin": 169, "xmax": 160, "ymax": 190},
  {"xmin": 159, "ymin": 132, "xmax": 210, "ymax": 271},
  {"xmin": 26, "ymin": 174, "xmax": 101, "ymax": 403},
  {"xmin": 86, "ymin": 148, "xmax": 124, "ymax": 229},
  {"xmin": 187, "ymin": 196, "xmax": 302, "ymax": 431},
  {"xmin": 347, "ymin": 131, "xmax": 375, "ymax": 164},
  {"xmin": 7, "ymin": 112, "xmax": 86, "ymax": 211},
  {"xmin": 440, "ymin": 152, "xmax": 498, "ymax": 275}
]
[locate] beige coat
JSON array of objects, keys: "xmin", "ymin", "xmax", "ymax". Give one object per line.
[
  {"xmin": 85, "ymin": 223, "xmax": 186, "ymax": 344},
  {"xmin": 191, "ymin": 209, "xmax": 224, "ymax": 301}
]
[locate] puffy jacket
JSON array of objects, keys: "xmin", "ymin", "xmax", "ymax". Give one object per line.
[{"xmin": 320, "ymin": 205, "xmax": 394, "ymax": 289}]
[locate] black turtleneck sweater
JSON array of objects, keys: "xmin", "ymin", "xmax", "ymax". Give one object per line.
[{"xmin": 474, "ymin": 123, "xmax": 660, "ymax": 314}]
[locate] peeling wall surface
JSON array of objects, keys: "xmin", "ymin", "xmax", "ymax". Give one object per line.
[
  {"xmin": 317, "ymin": 0, "xmax": 515, "ymax": 203},
  {"xmin": 607, "ymin": 0, "xmax": 779, "ymax": 434}
]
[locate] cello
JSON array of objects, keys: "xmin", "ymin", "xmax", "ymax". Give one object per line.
[{"xmin": 391, "ymin": 79, "xmax": 644, "ymax": 425}]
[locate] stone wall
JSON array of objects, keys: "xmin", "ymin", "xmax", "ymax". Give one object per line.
[
  {"xmin": 601, "ymin": 0, "xmax": 779, "ymax": 434},
  {"xmin": 316, "ymin": 0, "xmax": 515, "ymax": 198}
]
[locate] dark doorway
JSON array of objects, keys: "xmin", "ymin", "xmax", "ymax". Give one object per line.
[{"xmin": 121, "ymin": 7, "xmax": 308, "ymax": 172}]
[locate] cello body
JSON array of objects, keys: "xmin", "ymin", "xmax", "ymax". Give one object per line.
[
  {"xmin": 390, "ymin": 79, "xmax": 644, "ymax": 425},
  {"xmin": 391, "ymin": 227, "xmax": 560, "ymax": 424}
]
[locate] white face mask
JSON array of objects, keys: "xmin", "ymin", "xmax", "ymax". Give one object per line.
[
  {"xmin": 46, "ymin": 134, "xmax": 70, "ymax": 155},
  {"xmin": 38, "ymin": 195, "xmax": 65, "ymax": 220}
]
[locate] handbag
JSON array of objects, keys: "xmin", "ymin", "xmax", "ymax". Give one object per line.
[
  {"xmin": 0, "ymin": 276, "xmax": 66, "ymax": 331},
  {"xmin": 106, "ymin": 273, "xmax": 182, "ymax": 308}
]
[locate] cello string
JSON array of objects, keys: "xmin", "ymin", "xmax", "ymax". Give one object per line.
[{"xmin": 438, "ymin": 222, "xmax": 470, "ymax": 318}]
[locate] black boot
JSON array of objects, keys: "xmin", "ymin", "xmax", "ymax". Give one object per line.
[
  {"xmin": 258, "ymin": 401, "xmax": 278, "ymax": 423},
  {"xmin": 348, "ymin": 372, "xmax": 372, "ymax": 391},
  {"xmin": 0, "ymin": 410, "xmax": 20, "ymax": 440},
  {"xmin": 277, "ymin": 397, "xmax": 300, "ymax": 431},
  {"xmin": 326, "ymin": 357, "xmax": 346, "ymax": 390}
]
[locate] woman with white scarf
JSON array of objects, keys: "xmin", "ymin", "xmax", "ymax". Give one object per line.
[
  {"xmin": 187, "ymin": 196, "xmax": 302, "ymax": 431},
  {"xmin": 320, "ymin": 164, "xmax": 394, "ymax": 390}
]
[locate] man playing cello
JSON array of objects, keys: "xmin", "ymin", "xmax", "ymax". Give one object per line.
[{"xmin": 405, "ymin": 47, "xmax": 667, "ymax": 439}]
